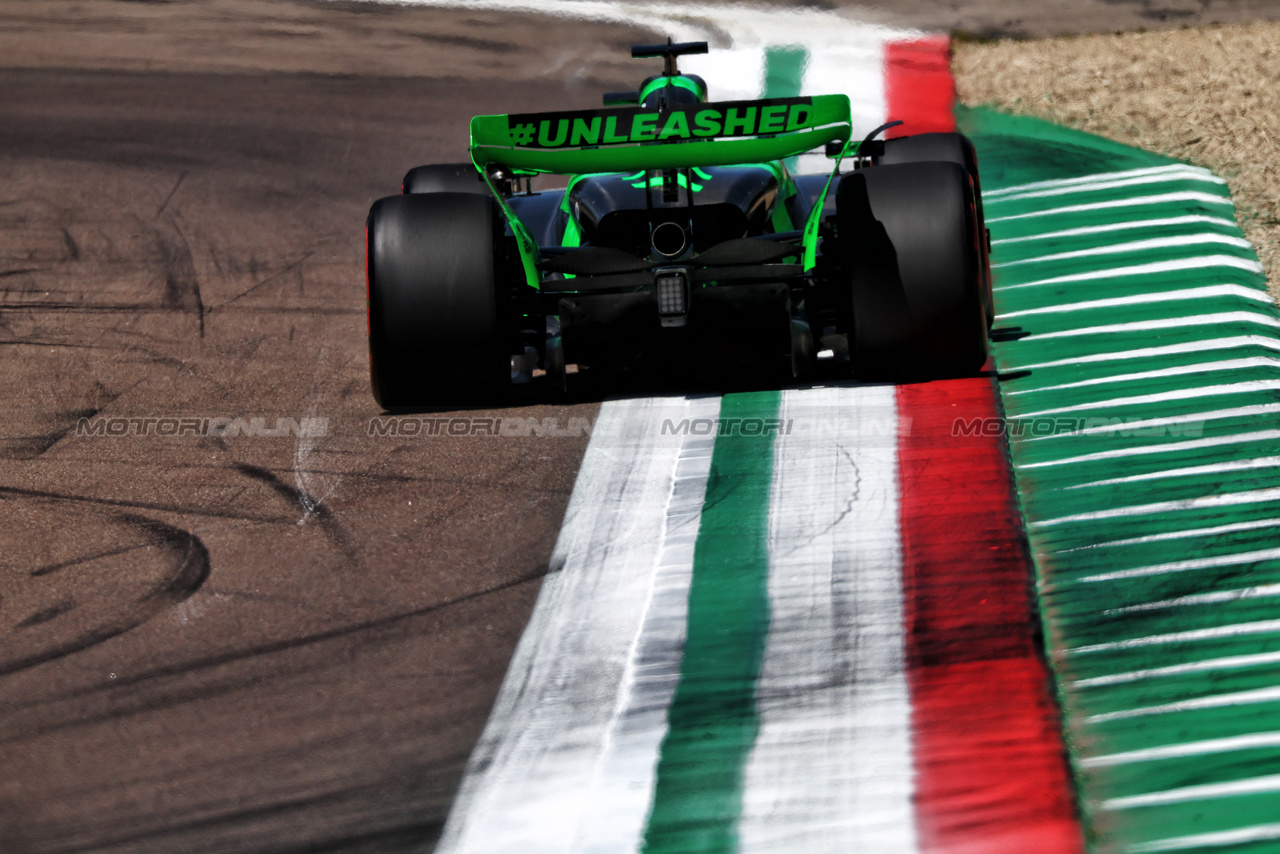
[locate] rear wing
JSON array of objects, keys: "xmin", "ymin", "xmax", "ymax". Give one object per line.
[{"xmin": 470, "ymin": 95, "xmax": 852, "ymax": 174}]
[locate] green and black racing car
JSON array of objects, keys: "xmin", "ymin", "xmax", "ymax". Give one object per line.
[{"xmin": 365, "ymin": 39, "xmax": 992, "ymax": 407}]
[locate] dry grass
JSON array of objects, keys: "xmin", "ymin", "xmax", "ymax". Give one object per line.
[{"xmin": 954, "ymin": 21, "xmax": 1280, "ymax": 297}]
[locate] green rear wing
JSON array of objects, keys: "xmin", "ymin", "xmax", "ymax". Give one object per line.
[{"xmin": 470, "ymin": 95, "xmax": 852, "ymax": 174}]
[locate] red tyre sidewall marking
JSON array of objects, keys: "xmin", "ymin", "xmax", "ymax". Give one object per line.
[{"xmin": 886, "ymin": 35, "xmax": 1083, "ymax": 853}]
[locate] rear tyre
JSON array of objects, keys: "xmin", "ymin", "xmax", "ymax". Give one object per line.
[
  {"xmin": 401, "ymin": 163, "xmax": 488, "ymax": 195},
  {"xmin": 835, "ymin": 161, "xmax": 988, "ymax": 379},
  {"xmin": 880, "ymin": 132, "xmax": 993, "ymax": 325},
  {"xmin": 366, "ymin": 193, "xmax": 508, "ymax": 408},
  {"xmin": 880, "ymin": 133, "xmax": 979, "ymax": 184}
]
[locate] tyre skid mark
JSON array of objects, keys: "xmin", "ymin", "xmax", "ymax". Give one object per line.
[{"xmin": 1, "ymin": 511, "xmax": 210, "ymax": 676}]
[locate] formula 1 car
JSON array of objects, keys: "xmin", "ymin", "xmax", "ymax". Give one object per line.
[{"xmin": 366, "ymin": 40, "xmax": 991, "ymax": 407}]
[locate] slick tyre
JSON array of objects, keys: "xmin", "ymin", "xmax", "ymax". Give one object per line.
[
  {"xmin": 880, "ymin": 132, "xmax": 993, "ymax": 325},
  {"xmin": 366, "ymin": 193, "xmax": 507, "ymax": 408},
  {"xmin": 880, "ymin": 132, "xmax": 980, "ymax": 187},
  {"xmin": 835, "ymin": 161, "xmax": 988, "ymax": 379},
  {"xmin": 401, "ymin": 163, "xmax": 488, "ymax": 195}
]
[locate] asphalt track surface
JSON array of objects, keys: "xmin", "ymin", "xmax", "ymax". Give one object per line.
[
  {"xmin": 0, "ymin": 8, "xmax": 665, "ymax": 850},
  {"xmin": 0, "ymin": 2, "xmax": 1270, "ymax": 853}
]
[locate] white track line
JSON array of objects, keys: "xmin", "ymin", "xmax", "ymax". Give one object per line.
[
  {"xmin": 739, "ymin": 386, "xmax": 916, "ymax": 854},
  {"xmin": 986, "ymin": 171, "xmax": 1224, "ymax": 205},
  {"xmin": 1125, "ymin": 823, "xmax": 1280, "ymax": 853},
  {"xmin": 1070, "ymin": 623, "xmax": 1280, "ymax": 658},
  {"xmin": 996, "ymin": 284, "xmax": 1270, "ymax": 322},
  {"xmin": 1102, "ymin": 773, "xmax": 1280, "ymax": 810},
  {"xmin": 1024, "ymin": 430, "xmax": 1280, "ymax": 471},
  {"xmin": 990, "ymin": 215, "xmax": 1238, "ymax": 245},
  {"xmin": 1011, "ymin": 336, "xmax": 1280, "ymax": 371},
  {"xmin": 1016, "ymin": 312, "xmax": 1280, "ymax": 342},
  {"xmin": 1073, "ymin": 650, "xmax": 1280, "ymax": 689},
  {"xmin": 1032, "ymin": 485, "xmax": 1280, "ymax": 528},
  {"xmin": 1083, "ymin": 732, "xmax": 1280, "ymax": 767},
  {"xmin": 1106, "ymin": 582, "xmax": 1280, "ymax": 615},
  {"xmin": 994, "ymin": 233, "xmax": 1252, "ymax": 268},
  {"xmin": 1085, "ymin": 685, "xmax": 1280, "ymax": 723},
  {"xmin": 1014, "ymin": 379, "xmax": 1280, "ymax": 419},
  {"xmin": 998, "ymin": 255, "xmax": 1265, "ymax": 291},
  {"xmin": 1025, "ymin": 404, "xmax": 1280, "ymax": 442},
  {"xmin": 1078, "ymin": 546, "xmax": 1280, "ymax": 584},
  {"xmin": 1007, "ymin": 356, "xmax": 1280, "ymax": 395},
  {"xmin": 1055, "ymin": 517, "xmax": 1280, "ymax": 552},
  {"xmin": 1068, "ymin": 456, "xmax": 1280, "ymax": 489},
  {"xmin": 986, "ymin": 191, "xmax": 1234, "ymax": 224},
  {"xmin": 436, "ymin": 396, "xmax": 718, "ymax": 854},
  {"xmin": 983, "ymin": 164, "xmax": 1221, "ymax": 199}
]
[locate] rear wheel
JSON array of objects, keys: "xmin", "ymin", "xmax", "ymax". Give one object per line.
[
  {"xmin": 401, "ymin": 162, "xmax": 488, "ymax": 195},
  {"xmin": 835, "ymin": 161, "xmax": 988, "ymax": 378},
  {"xmin": 880, "ymin": 132, "xmax": 993, "ymax": 325},
  {"xmin": 366, "ymin": 193, "xmax": 508, "ymax": 408}
]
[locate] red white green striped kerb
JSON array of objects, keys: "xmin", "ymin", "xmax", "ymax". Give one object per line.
[{"xmin": 430, "ymin": 5, "xmax": 1280, "ymax": 852}]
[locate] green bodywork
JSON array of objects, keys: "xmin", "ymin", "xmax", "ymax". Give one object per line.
[
  {"xmin": 468, "ymin": 94, "xmax": 853, "ymax": 288},
  {"xmin": 638, "ymin": 75, "xmax": 708, "ymax": 103}
]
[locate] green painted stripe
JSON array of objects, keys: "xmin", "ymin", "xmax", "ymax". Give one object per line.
[
  {"xmin": 764, "ymin": 45, "xmax": 806, "ymax": 174},
  {"xmin": 964, "ymin": 104, "xmax": 1280, "ymax": 853},
  {"xmin": 641, "ymin": 391, "xmax": 780, "ymax": 854},
  {"xmin": 764, "ymin": 45, "xmax": 806, "ymax": 99},
  {"xmin": 640, "ymin": 53, "xmax": 805, "ymax": 852}
]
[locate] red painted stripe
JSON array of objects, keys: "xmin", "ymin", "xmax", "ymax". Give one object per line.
[
  {"xmin": 884, "ymin": 36, "xmax": 956, "ymax": 136},
  {"xmin": 897, "ymin": 379, "xmax": 1082, "ymax": 854}
]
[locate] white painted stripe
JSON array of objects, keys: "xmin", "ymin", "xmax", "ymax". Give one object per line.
[
  {"xmin": 985, "ymin": 167, "xmax": 1223, "ymax": 204},
  {"xmin": 1070, "ymin": 622, "xmax": 1280, "ymax": 657},
  {"xmin": 436, "ymin": 396, "xmax": 719, "ymax": 854},
  {"xmin": 998, "ymin": 255, "xmax": 1264, "ymax": 291},
  {"xmin": 1083, "ymin": 732, "xmax": 1280, "ymax": 767},
  {"xmin": 1024, "ymin": 430, "xmax": 1280, "ymax": 471},
  {"xmin": 986, "ymin": 191, "xmax": 1234, "ymax": 224},
  {"xmin": 1069, "ymin": 456, "xmax": 1280, "ymax": 488},
  {"xmin": 1007, "ymin": 357, "xmax": 1280, "ymax": 395},
  {"xmin": 1073, "ymin": 650, "xmax": 1280, "ymax": 688},
  {"xmin": 1077, "ymin": 403, "xmax": 1280, "ymax": 436},
  {"xmin": 1025, "ymin": 405, "xmax": 1280, "ymax": 446},
  {"xmin": 1056, "ymin": 517, "xmax": 1280, "ymax": 552},
  {"xmin": 1015, "ymin": 379, "xmax": 1280, "ymax": 419},
  {"xmin": 996, "ymin": 284, "xmax": 1270, "ymax": 322},
  {"xmin": 1107, "ymin": 582, "xmax": 1280, "ymax": 614},
  {"xmin": 1102, "ymin": 772, "xmax": 1280, "ymax": 810},
  {"xmin": 1125, "ymin": 823, "xmax": 1280, "ymax": 853},
  {"xmin": 1017, "ymin": 311, "xmax": 1280, "ymax": 342},
  {"xmin": 1033, "ymin": 486, "xmax": 1280, "ymax": 528},
  {"xmin": 1078, "ymin": 546, "xmax": 1280, "ymax": 584},
  {"xmin": 1012, "ymin": 335, "xmax": 1280, "ymax": 371},
  {"xmin": 739, "ymin": 386, "xmax": 917, "ymax": 854},
  {"xmin": 1085, "ymin": 685, "xmax": 1280, "ymax": 723},
  {"xmin": 993, "ymin": 234, "xmax": 1251, "ymax": 268},
  {"xmin": 983, "ymin": 164, "xmax": 1221, "ymax": 199},
  {"xmin": 569, "ymin": 400, "xmax": 718, "ymax": 853},
  {"xmin": 990, "ymin": 215, "xmax": 1238, "ymax": 245}
]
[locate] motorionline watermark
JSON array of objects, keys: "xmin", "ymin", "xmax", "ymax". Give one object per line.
[
  {"xmin": 365, "ymin": 415, "xmax": 797, "ymax": 438},
  {"xmin": 368, "ymin": 416, "xmax": 596, "ymax": 438},
  {"xmin": 660, "ymin": 417, "xmax": 793, "ymax": 437},
  {"xmin": 76, "ymin": 416, "xmax": 329, "ymax": 438},
  {"xmin": 953, "ymin": 416, "xmax": 1205, "ymax": 439}
]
